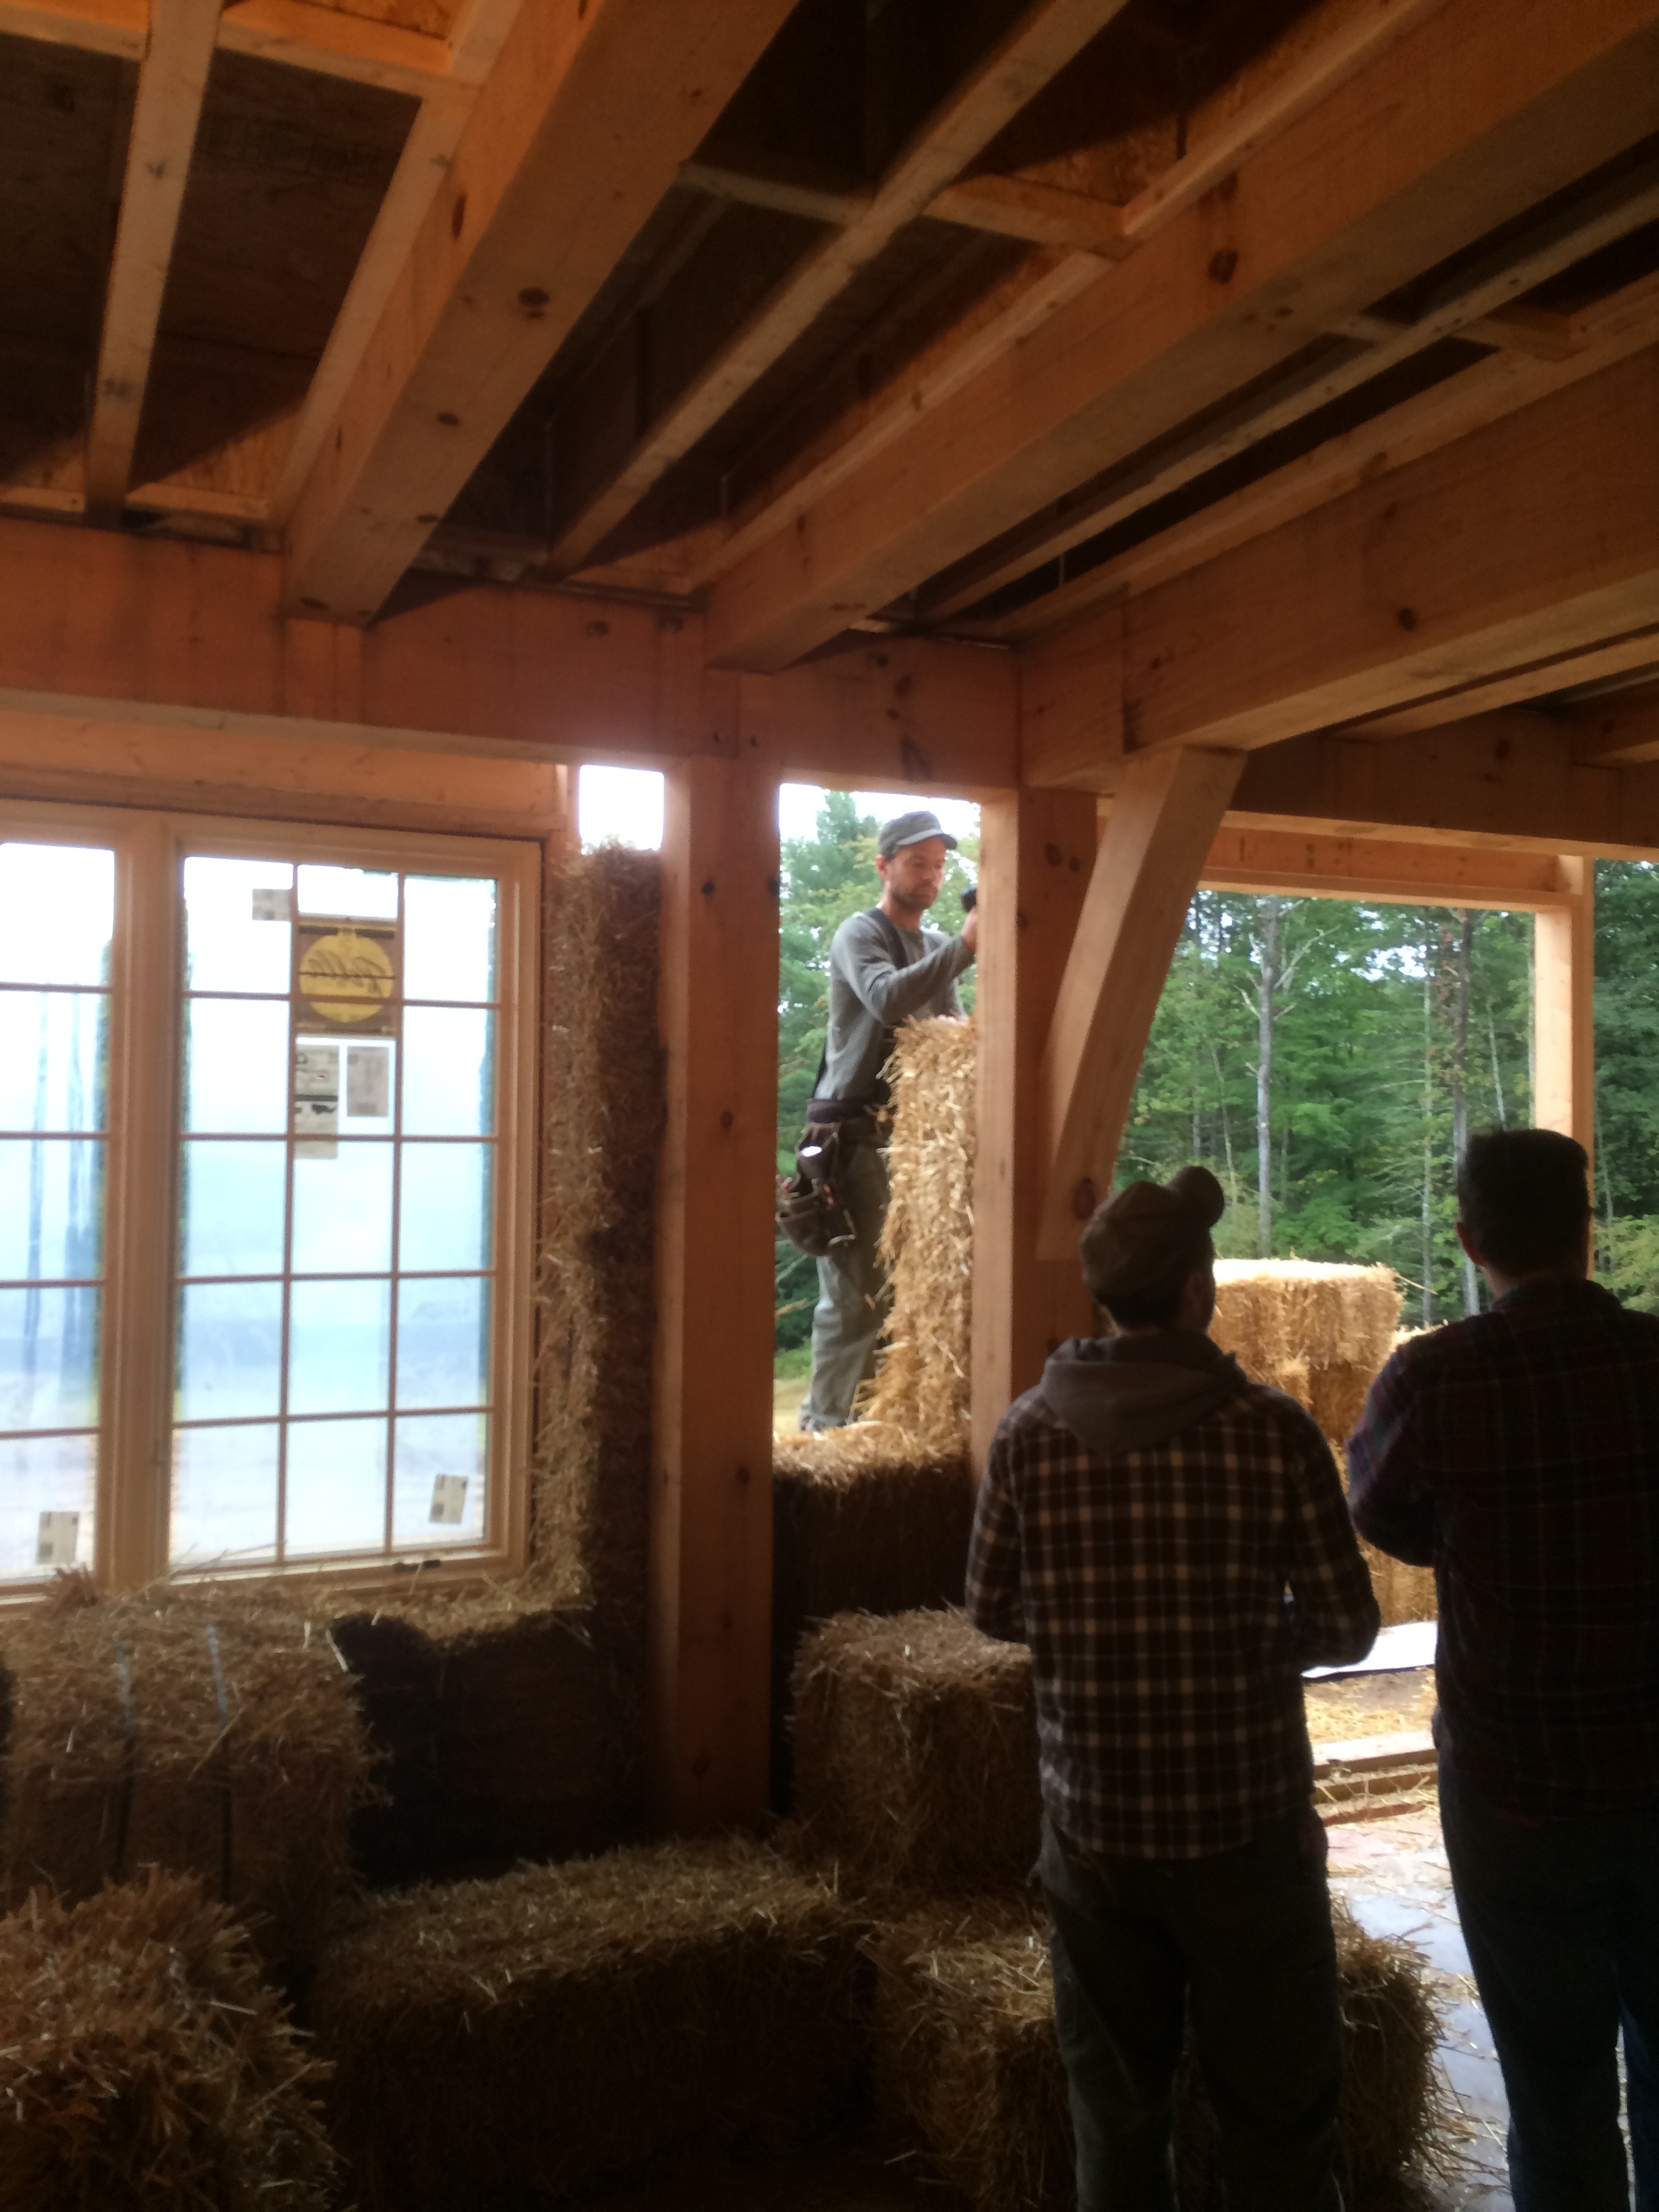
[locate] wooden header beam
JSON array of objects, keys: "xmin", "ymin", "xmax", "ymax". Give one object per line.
[
  {"xmin": 0, "ymin": 517, "xmax": 1019, "ymax": 790},
  {"xmin": 704, "ymin": 0, "xmax": 1659, "ymax": 671},
  {"xmin": 1200, "ymin": 827, "xmax": 1578, "ymax": 910}
]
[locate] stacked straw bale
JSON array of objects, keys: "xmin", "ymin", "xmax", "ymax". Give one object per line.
[
  {"xmin": 868, "ymin": 1896, "xmax": 1450, "ymax": 2212},
  {"xmin": 331, "ymin": 1600, "xmax": 639, "ymax": 1886},
  {"xmin": 0, "ymin": 1579, "xmax": 370, "ymax": 1978},
  {"xmin": 864, "ymin": 1015, "xmax": 977, "ymax": 1447},
  {"xmin": 0, "ymin": 1868, "xmax": 337, "ymax": 2211},
  {"xmin": 792, "ymin": 1609, "xmax": 1040, "ymax": 1887},
  {"xmin": 1210, "ymin": 1261, "xmax": 1434, "ymax": 1627},
  {"xmin": 313, "ymin": 1839, "xmax": 869, "ymax": 2212},
  {"xmin": 535, "ymin": 843, "xmax": 663, "ymax": 1626}
]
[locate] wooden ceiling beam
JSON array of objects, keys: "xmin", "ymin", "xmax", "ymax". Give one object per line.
[
  {"xmin": 281, "ymin": 0, "xmax": 798, "ymax": 625},
  {"xmin": 1565, "ymin": 682, "xmax": 1659, "ymax": 767},
  {"xmin": 83, "ymin": 0, "xmax": 222, "ymax": 525},
  {"xmin": 1223, "ymin": 714, "xmax": 1659, "ymax": 863},
  {"xmin": 1109, "ymin": 347, "xmax": 1659, "ymax": 758},
  {"xmin": 1200, "ymin": 827, "xmax": 1578, "ymax": 909},
  {"xmin": 544, "ymin": 0, "xmax": 1137, "ymax": 579},
  {"xmin": 0, "ymin": 516, "xmax": 1019, "ymax": 788},
  {"xmin": 0, "ymin": 0, "xmax": 462, "ymax": 95},
  {"xmin": 972, "ymin": 271, "xmax": 1659, "ymax": 642},
  {"xmin": 703, "ymin": 0, "xmax": 1659, "ymax": 672}
]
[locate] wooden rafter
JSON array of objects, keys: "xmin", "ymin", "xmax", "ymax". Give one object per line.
[
  {"xmin": 1200, "ymin": 827, "xmax": 1578, "ymax": 910},
  {"xmin": 1108, "ymin": 348, "xmax": 1659, "ymax": 758},
  {"xmin": 0, "ymin": 0, "xmax": 459, "ymax": 96},
  {"xmin": 544, "ymin": 0, "xmax": 1137, "ymax": 578},
  {"xmin": 975, "ymin": 270, "xmax": 1659, "ymax": 642},
  {"xmin": 924, "ymin": 156, "xmax": 1659, "ymax": 624},
  {"xmin": 83, "ymin": 0, "xmax": 222, "ymax": 523},
  {"xmin": 702, "ymin": 0, "xmax": 1659, "ymax": 672},
  {"xmin": 1573, "ymin": 682, "xmax": 1659, "ymax": 766},
  {"xmin": 281, "ymin": 0, "xmax": 799, "ymax": 624}
]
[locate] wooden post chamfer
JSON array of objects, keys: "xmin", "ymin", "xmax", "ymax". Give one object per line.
[{"xmin": 1533, "ymin": 854, "xmax": 1595, "ymax": 1174}]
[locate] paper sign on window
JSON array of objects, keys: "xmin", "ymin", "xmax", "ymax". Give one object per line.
[
  {"xmin": 346, "ymin": 1044, "xmax": 390, "ymax": 1119},
  {"xmin": 251, "ymin": 887, "xmax": 293, "ymax": 921},
  {"xmin": 37, "ymin": 1511, "xmax": 79, "ymax": 1566},
  {"xmin": 429, "ymin": 1475, "xmax": 469, "ymax": 1525},
  {"xmin": 294, "ymin": 915, "xmax": 400, "ymax": 1036},
  {"xmin": 294, "ymin": 1041, "xmax": 340, "ymax": 1159}
]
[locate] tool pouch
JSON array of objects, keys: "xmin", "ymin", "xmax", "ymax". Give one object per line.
[{"xmin": 775, "ymin": 1126, "xmax": 858, "ymax": 1258}]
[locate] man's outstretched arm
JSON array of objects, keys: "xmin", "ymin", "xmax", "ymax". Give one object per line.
[{"xmin": 838, "ymin": 918, "xmax": 973, "ymax": 1025}]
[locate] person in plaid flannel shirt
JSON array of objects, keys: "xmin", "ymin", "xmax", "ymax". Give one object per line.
[
  {"xmin": 1349, "ymin": 1128, "xmax": 1659, "ymax": 2212},
  {"xmin": 968, "ymin": 1165, "xmax": 1378, "ymax": 2212}
]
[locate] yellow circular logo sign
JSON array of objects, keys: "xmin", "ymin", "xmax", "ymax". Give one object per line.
[{"xmin": 298, "ymin": 928, "xmax": 396, "ymax": 1026}]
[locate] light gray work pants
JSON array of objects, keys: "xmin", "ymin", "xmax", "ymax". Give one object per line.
[{"xmin": 797, "ymin": 1136, "xmax": 891, "ymax": 1432}]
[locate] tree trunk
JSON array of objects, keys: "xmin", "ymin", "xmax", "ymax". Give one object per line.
[
  {"xmin": 1255, "ymin": 897, "xmax": 1280, "ymax": 1256},
  {"xmin": 1487, "ymin": 1008, "xmax": 1507, "ymax": 1127},
  {"xmin": 1210, "ymin": 1042, "xmax": 1238, "ymax": 1205},
  {"xmin": 1452, "ymin": 909, "xmax": 1480, "ymax": 1315}
]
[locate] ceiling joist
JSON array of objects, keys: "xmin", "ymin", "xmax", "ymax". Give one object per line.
[{"xmin": 701, "ymin": 0, "xmax": 1659, "ymax": 672}]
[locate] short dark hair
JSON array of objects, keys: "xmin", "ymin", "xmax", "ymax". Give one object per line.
[{"xmin": 1456, "ymin": 1128, "xmax": 1590, "ymax": 1275}]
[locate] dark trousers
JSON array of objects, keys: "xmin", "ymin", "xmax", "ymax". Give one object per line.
[
  {"xmin": 1439, "ymin": 1762, "xmax": 1659, "ymax": 2212},
  {"xmin": 1038, "ymin": 1814, "xmax": 1344, "ymax": 2212}
]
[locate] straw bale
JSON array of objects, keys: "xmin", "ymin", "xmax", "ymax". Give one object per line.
[
  {"xmin": 0, "ymin": 1868, "xmax": 337, "ymax": 2211},
  {"xmin": 534, "ymin": 844, "xmax": 663, "ymax": 1627},
  {"xmin": 331, "ymin": 1600, "xmax": 640, "ymax": 1886},
  {"xmin": 313, "ymin": 1838, "xmax": 870, "ymax": 2212},
  {"xmin": 792, "ymin": 1609, "xmax": 1040, "ymax": 1887},
  {"xmin": 0, "ymin": 1579, "xmax": 370, "ymax": 1977},
  {"xmin": 865, "ymin": 1016, "xmax": 977, "ymax": 1450},
  {"xmin": 869, "ymin": 1895, "xmax": 1450, "ymax": 2212},
  {"xmin": 1211, "ymin": 1261, "xmax": 1401, "ymax": 1467},
  {"xmin": 771, "ymin": 1431, "xmax": 975, "ymax": 1810}
]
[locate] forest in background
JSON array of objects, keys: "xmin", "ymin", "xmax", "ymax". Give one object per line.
[{"xmin": 775, "ymin": 793, "xmax": 1659, "ymax": 1351}]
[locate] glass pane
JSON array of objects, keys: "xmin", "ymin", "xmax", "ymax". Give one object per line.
[
  {"xmin": 404, "ymin": 876, "xmax": 496, "ymax": 1002},
  {"xmin": 179, "ymin": 1141, "xmax": 285, "ymax": 1277},
  {"xmin": 292, "ymin": 1142, "xmax": 392, "ymax": 1275},
  {"xmin": 0, "ymin": 843, "xmax": 113, "ymax": 986},
  {"xmin": 296, "ymin": 864, "xmax": 398, "ymax": 920},
  {"xmin": 393, "ymin": 1411, "xmax": 486, "ymax": 1547},
  {"xmin": 288, "ymin": 1277, "xmax": 390, "ymax": 1416},
  {"xmin": 0, "ymin": 1430, "xmax": 96, "ymax": 1582},
  {"xmin": 182, "ymin": 857, "xmax": 294, "ymax": 996},
  {"xmin": 185, "ymin": 998, "xmax": 290, "ymax": 1134},
  {"xmin": 0, "ymin": 1287, "xmax": 98, "ymax": 1431},
  {"xmin": 396, "ymin": 1275, "xmax": 489, "ymax": 1410},
  {"xmin": 0, "ymin": 991, "xmax": 108, "ymax": 1132},
  {"xmin": 170, "ymin": 1423, "xmax": 279, "ymax": 1568},
  {"xmin": 177, "ymin": 1281, "xmax": 282, "ymax": 1420},
  {"xmin": 285, "ymin": 1416, "xmax": 387, "ymax": 1557},
  {"xmin": 399, "ymin": 1143, "xmax": 492, "ymax": 1271},
  {"xmin": 402, "ymin": 1008, "xmax": 494, "ymax": 1136},
  {"xmin": 0, "ymin": 1140, "xmax": 104, "ymax": 1282}
]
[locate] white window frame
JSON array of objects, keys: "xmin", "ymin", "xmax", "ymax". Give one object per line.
[{"xmin": 0, "ymin": 799, "xmax": 539, "ymax": 1601}]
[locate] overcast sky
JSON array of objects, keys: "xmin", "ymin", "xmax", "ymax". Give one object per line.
[{"xmin": 577, "ymin": 767, "xmax": 979, "ymax": 852}]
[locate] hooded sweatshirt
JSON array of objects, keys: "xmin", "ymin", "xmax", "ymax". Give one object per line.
[{"xmin": 966, "ymin": 1328, "xmax": 1380, "ymax": 1859}]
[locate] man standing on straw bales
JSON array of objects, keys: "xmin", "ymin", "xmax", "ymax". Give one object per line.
[
  {"xmin": 796, "ymin": 810, "xmax": 977, "ymax": 1433},
  {"xmin": 967, "ymin": 1166, "xmax": 1379, "ymax": 2212},
  {"xmin": 1349, "ymin": 1129, "xmax": 1659, "ymax": 2212}
]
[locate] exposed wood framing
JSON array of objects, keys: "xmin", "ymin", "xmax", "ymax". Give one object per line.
[
  {"xmin": 83, "ymin": 0, "xmax": 222, "ymax": 522},
  {"xmin": 1225, "ymin": 715, "xmax": 1659, "ymax": 861},
  {"xmin": 1532, "ymin": 858, "xmax": 1595, "ymax": 1162},
  {"xmin": 1115, "ymin": 348, "xmax": 1659, "ymax": 756},
  {"xmin": 1573, "ymin": 682, "xmax": 1659, "ymax": 766},
  {"xmin": 0, "ymin": 518, "xmax": 1019, "ymax": 787},
  {"xmin": 0, "ymin": 0, "xmax": 464, "ymax": 95},
  {"xmin": 1039, "ymin": 747, "xmax": 1242, "ymax": 1261},
  {"xmin": 970, "ymin": 790, "xmax": 1097, "ymax": 1468},
  {"xmin": 973, "ymin": 270, "xmax": 1659, "ymax": 642},
  {"xmin": 651, "ymin": 754, "xmax": 779, "ymax": 1827},
  {"xmin": 545, "ymin": 0, "xmax": 1136, "ymax": 577},
  {"xmin": 1200, "ymin": 828, "xmax": 1578, "ymax": 909},
  {"xmin": 283, "ymin": 0, "xmax": 797, "ymax": 623},
  {"xmin": 703, "ymin": 0, "xmax": 1659, "ymax": 670}
]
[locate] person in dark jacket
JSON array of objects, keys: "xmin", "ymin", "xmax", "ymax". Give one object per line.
[
  {"xmin": 968, "ymin": 1166, "xmax": 1378, "ymax": 2212},
  {"xmin": 1349, "ymin": 1127, "xmax": 1659, "ymax": 2212}
]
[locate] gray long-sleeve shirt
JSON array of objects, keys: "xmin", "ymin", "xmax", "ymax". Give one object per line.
[{"xmin": 817, "ymin": 907, "xmax": 974, "ymax": 1103}]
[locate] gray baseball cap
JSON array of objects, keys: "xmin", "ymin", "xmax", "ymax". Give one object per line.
[{"xmin": 878, "ymin": 808, "xmax": 958, "ymax": 860}]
